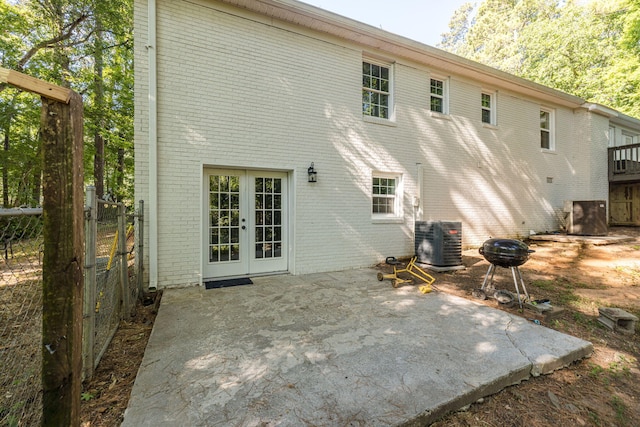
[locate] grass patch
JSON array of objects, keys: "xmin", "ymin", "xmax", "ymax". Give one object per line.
[
  {"xmin": 572, "ymin": 311, "xmax": 599, "ymax": 327},
  {"xmin": 589, "ymin": 363, "xmax": 604, "ymax": 378},
  {"xmin": 556, "ymin": 290, "xmax": 580, "ymax": 306},
  {"xmin": 608, "ymin": 354, "xmax": 634, "ymax": 378},
  {"xmin": 614, "ymin": 265, "xmax": 640, "ymax": 281},
  {"xmin": 530, "ymin": 279, "xmax": 557, "ymax": 291},
  {"xmin": 529, "ymin": 278, "xmax": 601, "ymax": 311},
  {"xmin": 611, "ymin": 395, "xmax": 628, "ymax": 425},
  {"xmin": 588, "ymin": 410, "xmax": 602, "ymax": 426}
]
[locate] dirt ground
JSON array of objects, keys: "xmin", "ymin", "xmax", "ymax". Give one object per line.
[{"xmin": 79, "ymin": 227, "xmax": 640, "ymax": 427}]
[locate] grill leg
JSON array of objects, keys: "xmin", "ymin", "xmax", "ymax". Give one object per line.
[
  {"xmin": 510, "ymin": 266, "xmax": 530, "ymax": 308},
  {"xmin": 480, "ymin": 263, "xmax": 496, "ymax": 291},
  {"xmin": 510, "ymin": 267, "xmax": 522, "ymax": 308},
  {"xmin": 515, "ymin": 266, "xmax": 529, "ymax": 302}
]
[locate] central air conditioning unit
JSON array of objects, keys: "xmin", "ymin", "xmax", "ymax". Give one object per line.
[
  {"xmin": 565, "ymin": 200, "xmax": 608, "ymax": 236},
  {"xmin": 415, "ymin": 221, "xmax": 463, "ymax": 270}
]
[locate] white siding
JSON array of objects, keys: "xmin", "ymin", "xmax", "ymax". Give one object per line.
[{"xmin": 135, "ymin": 0, "xmax": 609, "ymax": 287}]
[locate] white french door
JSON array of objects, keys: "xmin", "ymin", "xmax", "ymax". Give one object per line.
[{"xmin": 203, "ymin": 169, "xmax": 288, "ymax": 279}]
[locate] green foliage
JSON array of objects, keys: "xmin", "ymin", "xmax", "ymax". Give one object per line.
[
  {"xmin": 610, "ymin": 395, "xmax": 628, "ymax": 424},
  {"xmin": 589, "ymin": 363, "xmax": 604, "ymax": 377},
  {"xmin": 80, "ymin": 392, "xmax": 94, "ymax": 401},
  {"xmin": 0, "ymin": 0, "xmax": 134, "ymax": 207},
  {"xmin": 620, "ymin": 0, "xmax": 640, "ymax": 53},
  {"xmin": 439, "ymin": 0, "xmax": 640, "ymax": 118},
  {"xmin": 530, "ymin": 279, "xmax": 557, "ymax": 290}
]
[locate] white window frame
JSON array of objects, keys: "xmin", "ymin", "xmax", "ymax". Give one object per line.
[
  {"xmin": 608, "ymin": 126, "xmax": 616, "ymax": 147},
  {"xmin": 362, "ymin": 59, "xmax": 393, "ymax": 121},
  {"xmin": 622, "ymin": 131, "xmax": 636, "ymax": 146},
  {"xmin": 481, "ymin": 91, "xmax": 496, "ymax": 125},
  {"xmin": 540, "ymin": 108, "xmax": 555, "ymax": 151},
  {"xmin": 372, "ymin": 172, "xmax": 403, "ymax": 222},
  {"xmin": 429, "ymin": 77, "xmax": 449, "ymax": 115}
]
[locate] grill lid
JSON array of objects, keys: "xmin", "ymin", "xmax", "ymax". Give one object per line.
[{"xmin": 479, "ymin": 238, "xmax": 534, "ymax": 268}]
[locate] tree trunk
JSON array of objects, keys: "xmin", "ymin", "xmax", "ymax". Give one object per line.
[
  {"xmin": 116, "ymin": 147, "xmax": 124, "ymax": 201},
  {"xmin": 2, "ymin": 130, "xmax": 8, "ymax": 207},
  {"xmin": 31, "ymin": 142, "xmax": 42, "ymax": 206},
  {"xmin": 41, "ymin": 93, "xmax": 84, "ymax": 427},
  {"xmin": 93, "ymin": 19, "xmax": 105, "ymax": 199}
]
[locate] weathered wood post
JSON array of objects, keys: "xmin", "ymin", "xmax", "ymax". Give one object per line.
[
  {"xmin": 0, "ymin": 67, "xmax": 84, "ymax": 426},
  {"xmin": 40, "ymin": 91, "xmax": 84, "ymax": 426}
]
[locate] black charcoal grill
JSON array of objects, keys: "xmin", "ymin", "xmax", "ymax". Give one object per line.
[{"xmin": 477, "ymin": 238, "xmax": 535, "ymax": 308}]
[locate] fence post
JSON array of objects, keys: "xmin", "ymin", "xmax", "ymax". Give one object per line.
[
  {"xmin": 83, "ymin": 186, "xmax": 97, "ymax": 380},
  {"xmin": 41, "ymin": 92, "xmax": 84, "ymax": 426},
  {"xmin": 137, "ymin": 200, "xmax": 144, "ymax": 298},
  {"xmin": 118, "ymin": 202, "xmax": 130, "ymax": 317}
]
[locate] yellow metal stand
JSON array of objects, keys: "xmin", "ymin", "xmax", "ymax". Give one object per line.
[{"xmin": 377, "ymin": 256, "xmax": 436, "ymax": 289}]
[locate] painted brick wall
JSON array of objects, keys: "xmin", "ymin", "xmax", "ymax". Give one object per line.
[
  {"xmin": 134, "ymin": 0, "xmax": 149, "ymax": 286},
  {"xmin": 135, "ymin": 0, "xmax": 609, "ymax": 287}
]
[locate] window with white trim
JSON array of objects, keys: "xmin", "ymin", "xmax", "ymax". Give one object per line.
[
  {"xmin": 481, "ymin": 92, "xmax": 495, "ymax": 124},
  {"xmin": 430, "ymin": 78, "xmax": 447, "ymax": 114},
  {"xmin": 372, "ymin": 173, "xmax": 401, "ymax": 218},
  {"xmin": 608, "ymin": 126, "xmax": 615, "ymax": 147},
  {"xmin": 362, "ymin": 61, "xmax": 391, "ymax": 119},
  {"xmin": 622, "ymin": 131, "xmax": 636, "ymax": 146},
  {"xmin": 540, "ymin": 108, "xmax": 555, "ymax": 150}
]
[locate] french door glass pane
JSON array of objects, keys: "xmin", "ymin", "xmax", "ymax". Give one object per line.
[
  {"xmin": 254, "ymin": 177, "xmax": 283, "ymax": 259},
  {"xmin": 209, "ymin": 174, "xmax": 241, "ymax": 263}
]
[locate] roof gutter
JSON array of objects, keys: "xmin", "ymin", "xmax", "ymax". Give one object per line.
[{"xmin": 583, "ymin": 102, "xmax": 619, "ymax": 118}]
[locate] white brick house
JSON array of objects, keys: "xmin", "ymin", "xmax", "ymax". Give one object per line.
[{"xmin": 134, "ymin": 0, "xmax": 640, "ymax": 289}]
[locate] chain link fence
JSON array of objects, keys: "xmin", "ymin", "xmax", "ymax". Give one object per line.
[
  {"xmin": 83, "ymin": 189, "xmax": 143, "ymax": 378},
  {"xmin": 0, "ymin": 191, "xmax": 144, "ymax": 425},
  {"xmin": 0, "ymin": 208, "xmax": 44, "ymax": 427}
]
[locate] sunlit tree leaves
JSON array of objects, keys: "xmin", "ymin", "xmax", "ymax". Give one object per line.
[
  {"xmin": 439, "ymin": 0, "xmax": 640, "ymax": 118},
  {"xmin": 0, "ymin": 0, "xmax": 134, "ymax": 206}
]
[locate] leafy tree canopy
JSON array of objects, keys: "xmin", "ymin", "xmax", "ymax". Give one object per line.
[
  {"xmin": 0, "ymin": 0, "xmax": 133, "ymax": 207},
  {"xmin": 439, "ymin": 0, "xmax": 640, "ymax": 118}
]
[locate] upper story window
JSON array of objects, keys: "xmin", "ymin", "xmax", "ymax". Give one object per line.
[
  {"xmin": 609, "ymin": 126, "xmax": 639, "ymax": 147},
  {"xmin": 540, "ymin": 108, "xmax": 555, "ymax": 151},
  {"xmin": 481, "ymin": 92, "xmax": 495, "ymax": 125},
  {"xmin": 430, "ymin": 78, "xmax": 447, "ymax": 114},
  {"xmin": 622, "ymin": 131, "xmax": 636, "ymax": 146},
  {"xmin": 608, "ymin": 126, "xmax": 615, "ymax": 147},
  {"xmin": 362, "ymin": 61, "xmax": 391, "ymax": 119}
]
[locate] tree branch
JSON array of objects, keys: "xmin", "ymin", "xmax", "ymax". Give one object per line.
[{"xmin": 17, "ymin": 13, "xmax": 89, "ymax": 70}]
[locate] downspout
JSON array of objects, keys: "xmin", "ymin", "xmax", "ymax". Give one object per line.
[
  {"xmin": 413, "ymin": 163, "xmax": 423, "ymax": 251},
  {"xmin": 148, "ymin": 0, "xmax": 158, "ymax": 290},
  {"xmin": 415, "ymin": 163, "xmax": 423, "ymax": 221}
]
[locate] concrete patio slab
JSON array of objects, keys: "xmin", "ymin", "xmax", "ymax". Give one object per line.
[{"xmin": 121, "ymin": 268, "xmax": 593, "ymax": 426}]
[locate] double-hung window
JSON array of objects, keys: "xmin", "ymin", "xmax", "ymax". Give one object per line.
[
  {"xmin": 540, "ymin": 108, "xmax": 555, "ymax": 150},
  {"xmin": 430, "ymin": 78, "xmax": 447, "ymax": 114},
  {"xmin": 481, "ymin": 92, "xmax": 495, "ymax": 124},
  {"xmin": 372, "ymin": 173, "xmax": 402, "ymax": 219},
  {"xmin": 362, "ymin": 61, "xmax": 391, "ymax": 119}
]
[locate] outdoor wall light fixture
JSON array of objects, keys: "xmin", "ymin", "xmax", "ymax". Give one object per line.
[{"xmin": 307, "ymin": 163, "xmax": 317, "ymax": 183}]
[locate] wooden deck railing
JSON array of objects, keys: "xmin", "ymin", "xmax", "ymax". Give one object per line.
[{"xmin": 608, "ymin": 143, "xmax": 640, "ymax": 182}]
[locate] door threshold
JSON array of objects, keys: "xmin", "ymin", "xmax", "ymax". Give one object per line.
[{"xmin": 202, "ymin": 270, "xmax": 290, "ymax": 283}]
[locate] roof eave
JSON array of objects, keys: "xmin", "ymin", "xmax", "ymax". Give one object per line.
[{"xmin": 219, "ymin": 0, "xmax": 585, "ymax": 108}]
